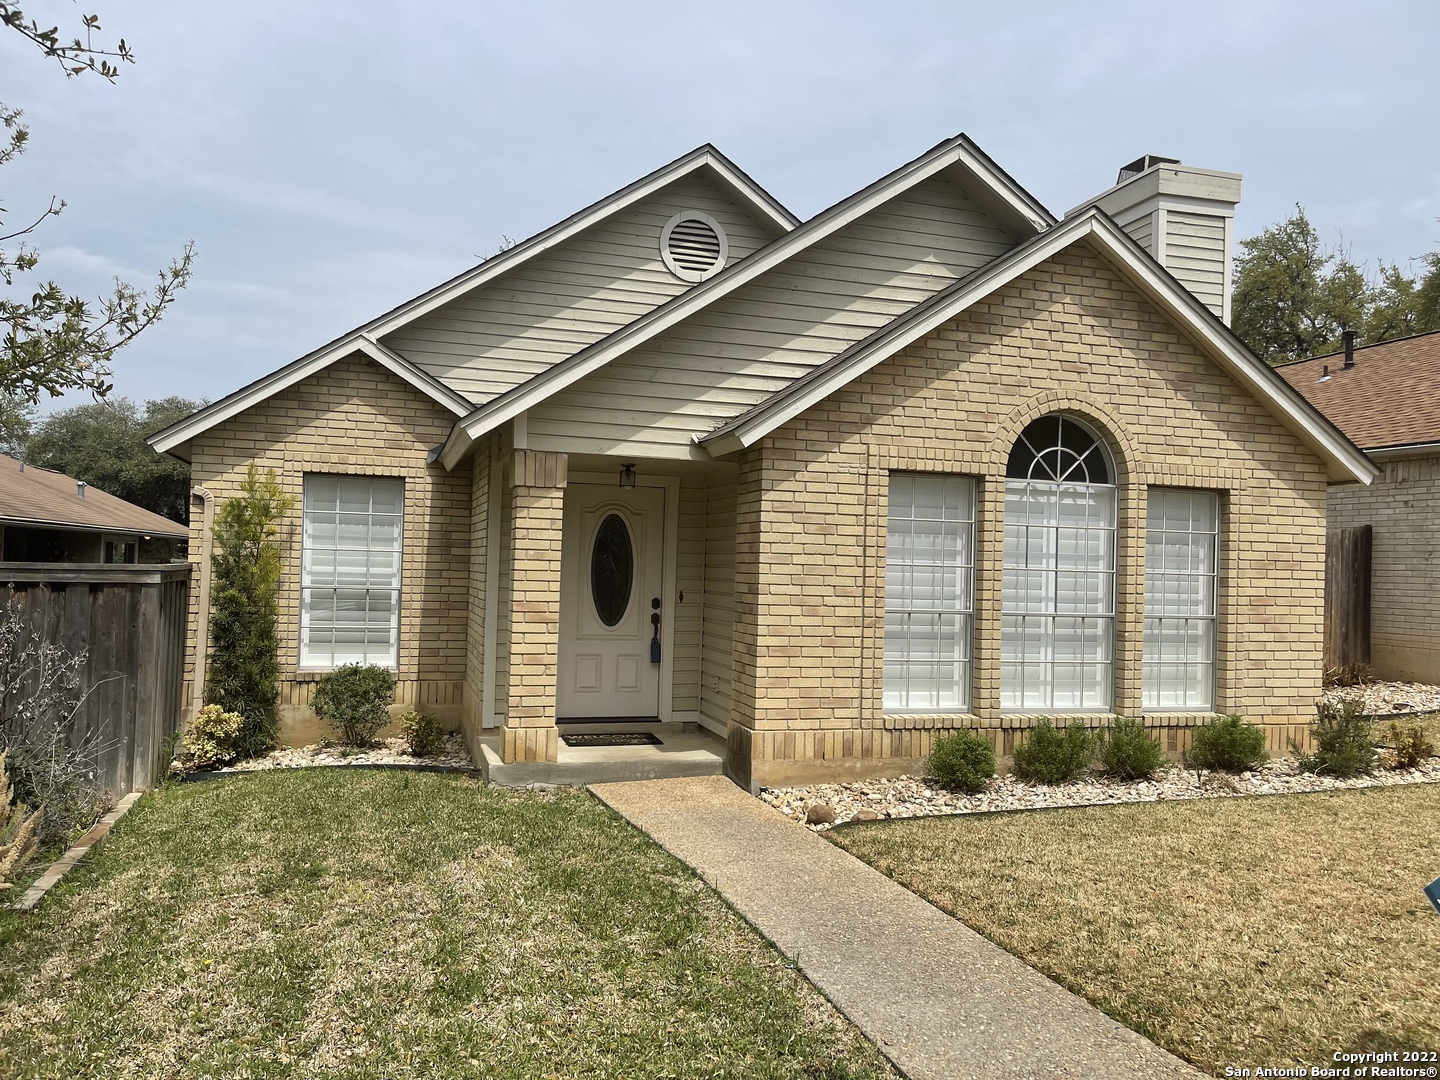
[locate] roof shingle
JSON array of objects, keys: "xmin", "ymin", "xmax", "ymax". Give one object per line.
[{"xmin": 0, "ymin": 455, "xmax": 187, "ymax": 538}]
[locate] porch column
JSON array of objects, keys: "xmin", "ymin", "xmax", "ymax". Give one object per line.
[{"xmin": 501, "ymin": 449, "xmax": 567, "ymax": 763}]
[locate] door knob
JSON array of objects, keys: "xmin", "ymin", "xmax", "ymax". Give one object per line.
[{"xmin": 651, "ymin": 597, "xmax": 661, "ymax": 610}]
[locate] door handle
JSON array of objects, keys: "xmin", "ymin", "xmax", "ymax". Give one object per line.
[{"xmin": 650, "ymin": 602, "xmax": 661, "ymax": 664}]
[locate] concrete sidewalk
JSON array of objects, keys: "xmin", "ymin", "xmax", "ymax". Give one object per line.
[{"xmin": 591, "ymin": 775, "xmax": 1205, "ymax": 1080}]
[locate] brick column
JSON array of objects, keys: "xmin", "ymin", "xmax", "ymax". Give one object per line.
[{"xmin": 500, "ymin": 449, "xmax": 567, "ymax": 763}]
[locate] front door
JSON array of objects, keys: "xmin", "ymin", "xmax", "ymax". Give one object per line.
[{"xmin": 557, "ymin": 482, "xmax": 665, "ymax": 719}]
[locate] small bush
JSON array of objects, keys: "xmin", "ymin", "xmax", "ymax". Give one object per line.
[
  {"xmin": 1012, "ymin": 719, "xmax": 1096, "ymax": 784},
  {"xmin": 1098, "ymin": 716, "xmax": 1166, "ymax": 780},
  {"xmin": 183, "ymin": 704, "xmax": 247, "ymax": 770},
  {"xmin": 0, "ymin": 750, "xmax": 40, "ymax": 890},
  {"xmin": 399, "ymin": 710, "xmax": 447, "ymax": 757},
  {"xmin": 1292, "ymin": 697, "xmax": 1376, "ymax": 778},
  {"xmin": 1322, "ymin": 662, "xmax": 1373, "ymax": 689},
  {"xmin": 313, "ymin": 665, "xmax": 396, "ymax": 747},
  {"xmin": 1387, "ymin": 722, "xmax": 1436, "ymax": 769},
  {"xmin": 925, "ymin": 729, "xmax": 995, "ymax": 794},
  {"xmin": 1186, "ymin": 714, "xmax": 1268, "ymax": 773}
]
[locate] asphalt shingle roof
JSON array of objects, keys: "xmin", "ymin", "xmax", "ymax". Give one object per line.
[{"xmin": 0, "ymin": 454, "xmax": 187, "ymax": 537}]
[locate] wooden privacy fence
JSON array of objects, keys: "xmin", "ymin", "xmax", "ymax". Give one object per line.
[
  {"xmin": 1324, "ymin": 525, "xmax": 1372, "ymax": 674},
  {"xmin": 2, "ymin": 563, "xmax": 192, "ymax": 797}
]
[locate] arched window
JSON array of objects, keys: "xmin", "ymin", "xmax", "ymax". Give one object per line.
[{"xmin": 1001, "ymin": 416, "xmax": 1115, "ymax": 710}]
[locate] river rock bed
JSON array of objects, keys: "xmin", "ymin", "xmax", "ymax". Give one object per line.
[
  {"xmin": 761, "ymin": 754, "xmax": 1440, "ymax": 830},
  {"xmin": 1323, "ymin": 680, "xmax": 1440, "ymax": 716},
  {"xmin": 207, "ymin": 734, "xmax": 474, "ymax": 773}
]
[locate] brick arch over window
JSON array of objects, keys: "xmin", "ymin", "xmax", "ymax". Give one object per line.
[{"xmin": 986, "ymin": 393, "xmax": 1141, "ymax": 486}]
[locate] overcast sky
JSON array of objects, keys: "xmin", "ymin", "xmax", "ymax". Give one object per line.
[{"xmin": 2, "ymin": 0, "xmax": 1438, "ymax": 413}]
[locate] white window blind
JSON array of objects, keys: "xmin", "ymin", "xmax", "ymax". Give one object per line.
[
  {"xmin": 884, "ymin": 474, "xmax": 975, "ymax": 712},
  {"xmin": 1143, "ymin": 489, "xmax": 1218, "ymax": 710},
  {"xmin": 300, "ymin": 475, "xmax": 404, "ymax": 668}
]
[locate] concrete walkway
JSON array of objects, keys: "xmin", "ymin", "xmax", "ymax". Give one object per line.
[{"xmin": 591, "ymin": 775, "xmax": 1205, "ymax": 1080}]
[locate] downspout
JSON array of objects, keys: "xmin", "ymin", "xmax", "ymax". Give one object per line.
[{"xmin": 190, "ymin": 486, "xmax": 216, "ymax": 719}]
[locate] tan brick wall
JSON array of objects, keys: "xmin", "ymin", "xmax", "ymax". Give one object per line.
[
  {"xmin": 499, "ymin": 450, "xmax": 567, "ymax": 763},
  {"xmin": 1329, "ymin": 453, "xmax": 1440, "ymax": 681},
  {"xmin": 186, "ymin": 353, "xmax": 472, "ymax": 745},
  {"xmin": 727, "ymin": 243, "xmax": 1329, "ymax": 787},
  {"xmin": 461, "ymin": 437, "xmax": 492, "ymax": 757}
]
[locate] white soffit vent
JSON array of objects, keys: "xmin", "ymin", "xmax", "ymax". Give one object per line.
[{"xmin": 661, "ymin": 210, "xmax": 728, "ymax": 282}]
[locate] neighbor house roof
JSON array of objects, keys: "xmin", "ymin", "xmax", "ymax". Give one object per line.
[
  {"xmin": 436, "ymin": 132, "xmax": 1057, "ymax": 468},
  {"xmin": 1277, "ymin": 330, "xmax": 1440, "ymax": 452},
  {"xmin": 150, "ymin": 144, "xmax": 798, "ymax": 459},
  {"xmin": 699, "ymin": 208, "xmax": 1377, "ymax": 485},
  {"xmin": 0, "ymin": 455, "xmax": 188, "ymax": 538}
]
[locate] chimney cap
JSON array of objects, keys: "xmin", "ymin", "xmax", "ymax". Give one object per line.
[
  {"xmin": 1117, "ymin": 154, "xmax": 1181, "ymax": 185},
  {"xmin": 76, "ymin": 480, "xmax": 86, "ymax": 498}
]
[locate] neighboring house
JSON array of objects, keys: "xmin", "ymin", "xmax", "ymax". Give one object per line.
[
  {"xmin": 150, "ymin": 138, "xmax": 1374, "ymax": 787},
  {"xmin": 0, "ymin": 454, "xmax": 187, "ymax": 564},
  {"xmin": 1279, "ymin": 329, "xmax": 1440, "ymax": 682}
]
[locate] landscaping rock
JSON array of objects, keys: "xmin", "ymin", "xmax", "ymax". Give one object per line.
[
  {"xmin": 805, "ymin": 802, "xmax": 836, "ymax": 825},
  {"xmin": 193, "ymin": 734, "xmax": 474, "ymax": 775},
  {"xmin": 1325, "ymin": 679, "xmax": 1440, "ymax": 716},
  {"xmin": 850, "ymin": 809, "xmax": 881, "ymax": 822}
]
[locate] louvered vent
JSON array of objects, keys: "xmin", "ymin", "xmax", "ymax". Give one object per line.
[{"xmin": 661, "ymin": 211, "xmax": 729, "ymax": 283}]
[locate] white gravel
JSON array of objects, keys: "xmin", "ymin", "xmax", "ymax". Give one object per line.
[
  {"xmin": 202, "ymin": 734, "xmax": 475, "ymax": 774},
  {"xmin": 762, "ymin": 753, "xmax": 1440, "ymax": 831},
  {"xmin": 1324, "ymin": 679, "xmax": 1440, "ymax": 716}
]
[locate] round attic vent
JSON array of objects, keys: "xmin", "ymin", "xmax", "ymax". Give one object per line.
[{"xmin": 661, "ymin": 211, "xmax": 728, "ymax": 283}]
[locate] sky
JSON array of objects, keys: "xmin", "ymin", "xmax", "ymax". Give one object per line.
[{"xmin": 2, "ymin": 0, "xmax": 1438, "ymax": 414}]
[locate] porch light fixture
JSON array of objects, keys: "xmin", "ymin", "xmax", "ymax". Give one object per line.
[{"xmin": 619, "ymin": 463, "xmax": 637, "ymax": 489}]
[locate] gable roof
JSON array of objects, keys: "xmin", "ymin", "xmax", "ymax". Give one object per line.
[
  {"xmin": 1276, "ymin": 330, "xmax": 1440, "ymax": 451},
  {"xmin": 435, "ymin": 133, "xmax": 1057, "ymax": 468},
  {"xmin": 0, "ymin": 455, "xmax": 188, "ymax": 538},
  {"xmin": 699, "ymin": 208, "xmax": 1376, "ymax": 485},
  {"xmin": 149, "ymin": 333, "xmax": 474, "ymax": 460},
  {"xmin": 150, "ymin": 144, "xmax": 797, "ymax": 460}
]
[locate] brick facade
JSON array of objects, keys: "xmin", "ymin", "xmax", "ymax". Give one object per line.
[
  {"xmin": 727, "ymin": 243, "xmax": 1330, "ymax": 787},
  {"xmin": 186, "ymin": 354, "xmax": 471, "ymax": 743},
  {"xmin": 1329, "ymin": 453, "xmax": 1440, "ymax": 682}
]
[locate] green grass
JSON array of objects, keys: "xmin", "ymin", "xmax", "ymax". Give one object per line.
[
  {"xmin": 828, "ymin": 786, "xmax": 1440, "ymax": 1077},
  {"xmin": 0, "ymin": 769, "xmax": 895, "ymax": 1079}
]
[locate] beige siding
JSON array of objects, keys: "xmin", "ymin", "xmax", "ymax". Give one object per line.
[
  {"xmin": 528, "ymin": 175, "xmax": 1016, "ymax": 456},
  {"xmin": 382, "ymin": 175, "xmax": 783, "ymax": 403},
  {"xmin": 1125, "ymin": 212, "xmax": 1154, "ymax": 255},
  {"xmin": 672, "ymin": 479, "xmax": 706, "ymax": 713},
  {"xmin": 700, "ymin": 475, "xmax": 738, "ymax": 729},
  {"xmin": 1165, "ymin": 210, "xmax": 1226, "ymax": 314},
  {"xmin": 1329, "ymin": 454, "xmax": 1440, "ymax": 681}
]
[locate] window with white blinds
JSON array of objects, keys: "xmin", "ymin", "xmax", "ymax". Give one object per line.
[
  {"xmin": 1143, "ymin": 489, "xmax": 1218, "ymax": 710},
  {"xmin": 884, "ymin": 474, "xmax": 975, "ymax": 712},
  {"xmin": 300, "ymin": 475, "xmax": 404, "ymax": 668}
]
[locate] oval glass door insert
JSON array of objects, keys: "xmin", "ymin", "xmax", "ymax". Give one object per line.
[{"xmin": 590, "ymin": 513, "xmax": 634, "ymax": 627}]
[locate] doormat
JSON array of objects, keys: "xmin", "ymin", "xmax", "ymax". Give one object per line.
[{"xmin": 560, "ymin": 731, "xmax": 663, "ymax": 748}]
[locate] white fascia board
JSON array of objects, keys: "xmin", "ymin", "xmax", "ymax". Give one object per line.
[
  {"xmin": 701, "ymin": 213, "xmax": 1377, "ymax": 485},
  {"xmin": 364, "ymin": 149, "xmax": 795, "ymax": 340},
  {"xmin": 147, "ymin": 335, "xmax": 473, "ymax": 457},
  {"xmin": 444, "ymin": 134, "xmax": 1057, "ymax": 466}
]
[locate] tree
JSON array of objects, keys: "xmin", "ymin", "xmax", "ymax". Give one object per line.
[
  {"xmin": 1, "ymin": 3, "xmax": 195, "ymax": 403},
  {"xmin": 205, "ymin": 465, "xmax": 293, "ymax": 757},
  {"xmin": 23, "ymin": 396, "xmax": 204, "ymax": 522},
  {"xmin": 0, "ymin": 393, "xmax": 33, "ymax": 456}
]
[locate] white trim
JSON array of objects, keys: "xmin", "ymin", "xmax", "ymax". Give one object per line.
[
  {"xmin": 660, "ymin": 210, "xmax": 729, "ymax": 283},
  {"xmin": 436, "ymin": 134, "xmax": 1056, "ymax": 470},
  {"xmin": 149, "ymin": 334, "xmax": 473, "ymax": 456},
  {"xmin": 566, "ymin": 470, "xmax": 681, "ymax": 723},
  {"xmin": 1222, "ymin": 214, "xmax": 1234, "ymax": 325},
  {"xmin": 149, "ymin": 145, "xmax": 798, "ymax": 459},
  {"xmin": 698, "ymin": 211, "xmax": 1378, "ymax": 486}
]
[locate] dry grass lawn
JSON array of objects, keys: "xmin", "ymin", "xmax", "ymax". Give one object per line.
[
  {"xmin": 0, "ymin": 769, "xmax": 896, "ymax": 1080},
  {"xmin": 829, "ymin": 785, "xmax": 1440, "ymax": 1077}
]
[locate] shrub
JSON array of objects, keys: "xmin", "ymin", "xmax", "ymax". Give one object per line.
[
  {"xmin": 313, "ymin": 665, "xmax": 395, "ymax": 747},
  {"xmin": 399, "ymin": 710, "xmax": 447, "ymax": 757},
  {"xmin": 1098, "ymin": 716, "xmax": 1166, "ymax": 780},
  {"xmin": 0, "ymin": 750, "xmax": 40, "ymax": 891},
  {"xmin": 1387, "ymin": 722, "xmax": 1436, "ymax": 770},
  {"xmin": 1292, "ymin": 697, "xmax": 1376, "ymax": 778},
  {"xmin": 1012, "ymin": 719, "xmax": 1096, "ymax": 784},
  {"xmin": 1322, "ymin": 662, "xmax": 1372, "ymax": 689},
  {"xmin": 183, "ymin": 704, "xmax": 246, "ymax": 770},
  {"xmin": 205, "ymin": 464, "xmax": 293, "ymax": 757},
  {"xmin": 925, "ymin": 729, "xmax": 995, "ymax": 794},
  {"xmin": 1186, "ymin": 714, "xmax": 1268, "ymax": 773}
]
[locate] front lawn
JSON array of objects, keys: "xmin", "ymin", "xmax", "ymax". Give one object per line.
[
  {"xmin": 0, "ymin": 770, "xmax": 895, "ymax": 1079},
  {"xmin": 828, "ymin": 786, "xmax": 1440, "ymax": 1077}
]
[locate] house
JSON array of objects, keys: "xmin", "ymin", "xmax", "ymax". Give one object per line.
[
  {"xmin": 1279, "ymin": 329, "xmax": 1440, "ymax": 682},
  {"xmin": 0, "ymin": 454, "xmax": 187, "ymax": 564},
  {"xmin": 149, "ymin": 137, "xmax": 1374, "ymax": 787}
]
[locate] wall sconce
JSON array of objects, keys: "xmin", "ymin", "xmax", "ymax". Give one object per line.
[{"xmin": 619, "ymin": 463, "xmax": 637, "ymax": 489}]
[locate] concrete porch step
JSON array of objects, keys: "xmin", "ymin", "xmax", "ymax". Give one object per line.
[{"xmin": 478, "ymin": 728, "xmax": 726, "ymax": 788}]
